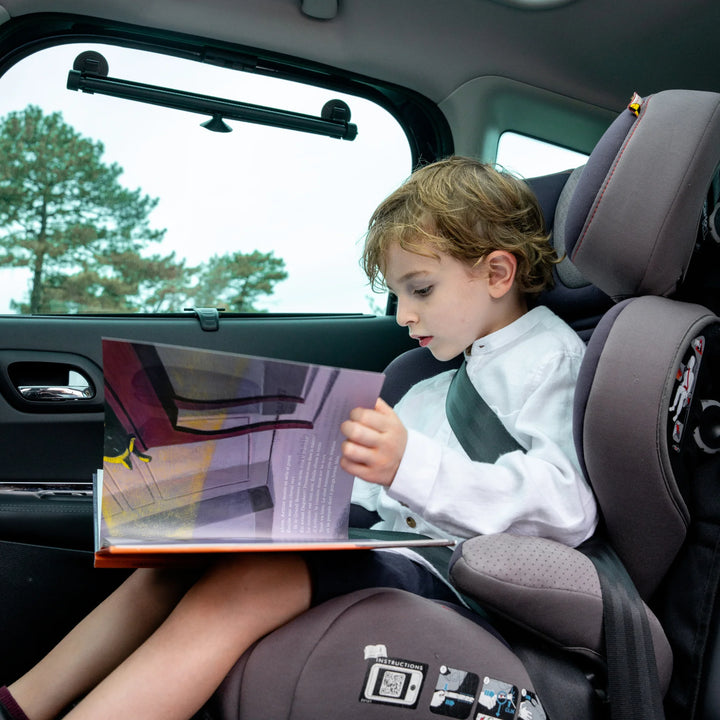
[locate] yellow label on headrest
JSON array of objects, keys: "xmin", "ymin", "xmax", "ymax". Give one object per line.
[{"xmin": 628, "ymin": 92, "xmax": 644, "ymax": 117}]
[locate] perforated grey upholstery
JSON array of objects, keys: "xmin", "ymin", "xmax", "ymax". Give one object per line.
[{"xmin": 450, "ymin": 533, "xmax": 673, "ymax": 691}]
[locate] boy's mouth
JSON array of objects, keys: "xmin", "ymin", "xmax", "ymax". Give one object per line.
[{"xmin": 413, "ymin": 335, "xmax": 433, "ymax": 347}]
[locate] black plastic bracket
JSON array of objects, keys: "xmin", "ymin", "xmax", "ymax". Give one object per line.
[{"xmin": 184, "ymin": 307, "xmax": 223, "ymax": 332}]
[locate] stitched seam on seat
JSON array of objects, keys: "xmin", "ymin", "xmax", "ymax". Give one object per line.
[{"xmin": 571, "ymin": 95, "xmax": 652, "ymax": 260}]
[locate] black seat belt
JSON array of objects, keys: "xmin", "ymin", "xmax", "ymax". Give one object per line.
[
  {"xmin": 444, "ymin": 361, "xmax": 665, "ymax": 720},
  {"xmin": 445, "ymin": 361, "xmax": 524, "ymax": 462},
  {"xmin": 580, "ymin": 537, "xmax": 665, "ymax": 720}
]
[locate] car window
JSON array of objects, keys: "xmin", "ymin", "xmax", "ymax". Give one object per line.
[
  {"xmin": 496, "ymin": 131, "xmax": 587, "ymax": 179},
  {"xmin": 0, "ymin": 43, "xmax": 412, "ymax": 315}
]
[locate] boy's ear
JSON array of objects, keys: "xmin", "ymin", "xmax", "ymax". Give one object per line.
[{"xmin": 484, "ymin": 250, "xmax": 518, "ymax": 298}]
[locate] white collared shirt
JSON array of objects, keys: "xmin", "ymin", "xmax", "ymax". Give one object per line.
[{"xmin": 352, "ymin": 305, "xmax": 598, "ymax": 548}]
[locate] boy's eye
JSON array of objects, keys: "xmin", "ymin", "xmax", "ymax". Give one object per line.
[{"xmin": 414, "ymin": 286, "xmax": 433, "ymax": 297}]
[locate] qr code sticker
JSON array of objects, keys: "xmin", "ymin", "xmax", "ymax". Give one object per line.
[
  {"xmin": 360, "ymin": 657, "xmax": 427, "ymax": 709},
  {"xmin": 380, "ymin": 670, "xmax": 407, "ymax": 698}
]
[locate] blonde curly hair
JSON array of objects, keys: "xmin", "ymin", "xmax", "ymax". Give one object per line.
[{"xmin": 362, "ymin": 156, "xmax": 557, "ymax": 297}]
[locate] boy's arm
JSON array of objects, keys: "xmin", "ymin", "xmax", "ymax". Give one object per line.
[{"xmin": 388, "ymin": 428, "xmax": 596, "ymax": 547}]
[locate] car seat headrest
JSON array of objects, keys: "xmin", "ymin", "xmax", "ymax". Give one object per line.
[
  {"xmin": 564, "ymin": 90, "xmax": 720, "ymax": 300},
  {"xmin": 573, "ymin": 294, "xmax": 720, "ymax": 598}
]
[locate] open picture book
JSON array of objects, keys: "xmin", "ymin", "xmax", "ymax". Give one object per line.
[{"xmin": 94, "ymin": 338, "xmax": 453, "ymax": 568}]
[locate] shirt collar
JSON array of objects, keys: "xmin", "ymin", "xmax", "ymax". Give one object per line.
[{"xmin": 465, "ymin": 305, "xmax": 550, "ymax": 357}]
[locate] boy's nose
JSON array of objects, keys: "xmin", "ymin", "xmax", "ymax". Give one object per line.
[{"xmin": 395, "ymin": 298, "xmax": 416, "ymax": 327}]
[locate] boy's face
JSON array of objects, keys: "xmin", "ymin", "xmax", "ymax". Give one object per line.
[{"xmin": 383, "ymin": 242, "xmax": 516, "ymax": 361}]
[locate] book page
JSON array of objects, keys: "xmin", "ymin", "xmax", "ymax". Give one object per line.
[{"xmin": 99, "ymin": 338, "xmax": 385, "ymax": 548}]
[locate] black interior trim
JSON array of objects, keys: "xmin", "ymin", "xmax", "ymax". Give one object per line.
[{"xmin": 0, "ymin": 12, "xmax": 454, "ymax": 166}]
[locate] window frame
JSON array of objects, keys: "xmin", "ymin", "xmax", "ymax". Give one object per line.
[
  {"xmin": 0, "ymin": 13, "xmax": 455, "ymax": 318},
  {"xmin": 0, "ymin": 12, "xmax": 454, "ymax": 169}
]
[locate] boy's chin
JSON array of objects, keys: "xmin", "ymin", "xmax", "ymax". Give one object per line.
[{"xmin": 428, "ymin": 345, "xmax": 464, "ymax": 363}]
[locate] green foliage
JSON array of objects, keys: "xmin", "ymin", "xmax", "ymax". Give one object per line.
[
  {"xmin": 192, "ymin": 251, "xmax": 288, "ymax": 313},
  {"xmin": 0, "ymin": 105, "xmax": 287, "ymax": 313}
]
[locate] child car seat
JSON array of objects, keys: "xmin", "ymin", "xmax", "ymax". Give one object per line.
[{"xmin": 207, "ymin": 89, "xmax": 720, "ymax": 720}]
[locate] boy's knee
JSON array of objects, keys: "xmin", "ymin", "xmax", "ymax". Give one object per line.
[
  {"xmin": 219, "ymin": 552, "xmax": 309, "ymax": 587},
  {"xmin": 208, "ymin": 553, "xmax": 312, "ymax": 614},
  {"xmin": 129, "ymin": 567, "xmax": 202, "ymax": 608}
]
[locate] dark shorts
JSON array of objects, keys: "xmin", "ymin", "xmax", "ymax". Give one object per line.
[{"xmin": 302, "ymin": 548, "xmax": 461, "ymax": 607}]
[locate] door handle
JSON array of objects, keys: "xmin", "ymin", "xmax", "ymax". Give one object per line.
[
  {"xmin": 18, "ymin": 383, "xmax": 95, "ymax": 401},
  {"xmin": 0, "ymin": 351, "xmax": 103, "ymax": 412}
]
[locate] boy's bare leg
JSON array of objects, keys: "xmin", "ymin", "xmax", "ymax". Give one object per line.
[
  {"xmin": 9, "ymin": 567, "xmax": 200, "ymax": 720},
  {"xmin": 61, "ymin": 552, "xmax": 311, "ymax": 720}
]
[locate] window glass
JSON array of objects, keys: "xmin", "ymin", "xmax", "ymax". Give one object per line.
[
  {"xmin": 496, "ymin": 131, "xmax": 587, "ymax": 179},
  {"xmin": 0, "ymin": 44, "xmax": 412, "ymax": 314}
]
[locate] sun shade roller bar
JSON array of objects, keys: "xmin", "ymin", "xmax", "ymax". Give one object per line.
[{"xmin": 66, "ymin": 51, "xmax": 357, "ymax": 140}]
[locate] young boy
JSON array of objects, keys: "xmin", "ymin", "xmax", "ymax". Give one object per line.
[
  {"xmin": 0, "ymin": 157, "xmax": 597, "ymax": 720},
  {"xmin": 343, "ymin": 156, "xmax": 597, "ymax": 549}
]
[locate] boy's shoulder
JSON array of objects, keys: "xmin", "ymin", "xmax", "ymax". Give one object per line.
[
  {"xmin": 396, "ymin": 365, "xmax": 456, "ymax": 409},
  {"xmin": 493, "ymin": 306, "xmax": 585, "ymax": 381},
  {"xmin": 521, "ymin": 305, "xmax": 585, "ymax": 355},
  {"xmin": 487, "ymin": 305, "xmax": 584, "ymax": 357}
]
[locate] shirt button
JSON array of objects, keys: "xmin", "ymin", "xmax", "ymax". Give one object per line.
[{"xmin": 406, "ymin": 516, "xmax": 417, "ymax": 528}]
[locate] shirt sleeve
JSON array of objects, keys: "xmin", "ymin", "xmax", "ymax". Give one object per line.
[{"xmin": 386, "ymin": 352, "xmax": 598, "ymax": 547}]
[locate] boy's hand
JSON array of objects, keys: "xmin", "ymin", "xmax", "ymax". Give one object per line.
[{"xmin": 340, "ymin": 397, "xmax": 407, "ymax": 487}]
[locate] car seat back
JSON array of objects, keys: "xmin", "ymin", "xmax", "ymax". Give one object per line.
[{"xmin": 574, "ymin": 296, "xmax": 718, "ymax": 597}]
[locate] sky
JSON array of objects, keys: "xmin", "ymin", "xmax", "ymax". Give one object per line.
[{"xmin": 0, "ymin": 42, "xmax": 587, "ymax": 315}]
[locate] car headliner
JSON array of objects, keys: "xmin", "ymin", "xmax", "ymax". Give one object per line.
[{"xmin": 0, "ymin": 0, "xmax": 718, "ymax": 117}]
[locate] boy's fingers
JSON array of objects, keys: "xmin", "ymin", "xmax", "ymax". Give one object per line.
[
  {"xmin": 340, "ymin": 439, "xmax": 374, "ymax": 466},
  {"xmin": 340, "ymin": 420, "xmax": 378, "ymax": 448},
  {"xmin": 339, "ymin": 455, "xmax": 367, "ymax": 479},
  {"xmin": 374, "ymin": 397, "xmax": 393, "ymax": 413},
  {"xmin": 347, "ymin": 406, "xmax": 387, "ymax": 433},
  {"xmin": 349, "ymin": 399, "xmax": 400, "ymax": 432}
]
